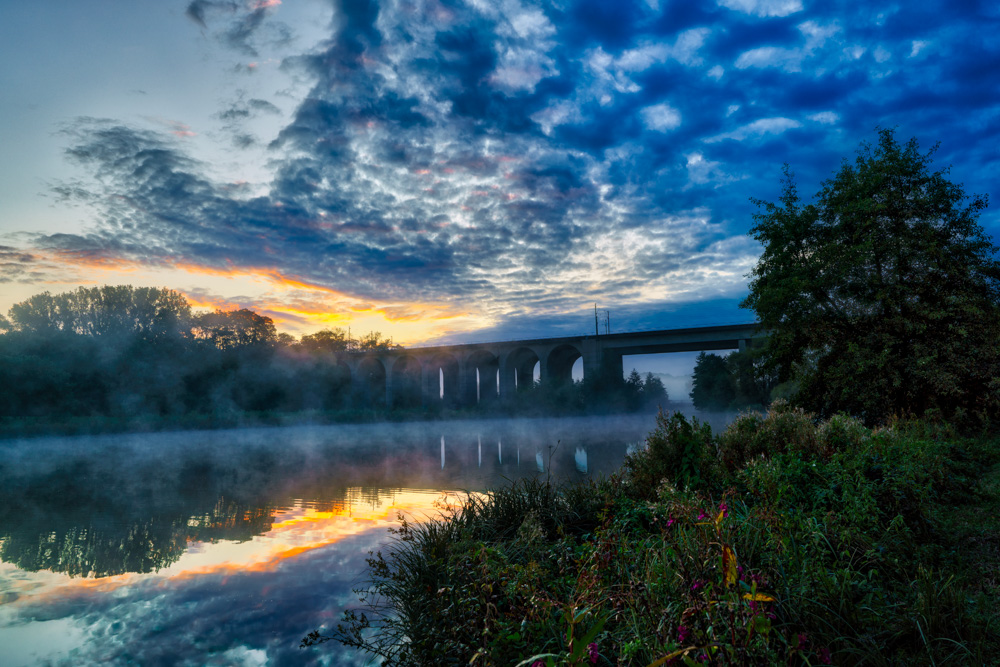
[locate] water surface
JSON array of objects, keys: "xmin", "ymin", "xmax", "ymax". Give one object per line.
[{"xmin": 0, "ymin": 415, "xmax": 683, "ymax": 666}]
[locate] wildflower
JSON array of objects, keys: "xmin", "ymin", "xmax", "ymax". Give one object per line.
[
  {"xmin": 533, "ymin": 662, "xmax": 543, "ymax": 667},
  {"xmin": 696, "ymin": 511, "xmax": 708, "ymax": 520},
  {"xmin": 666, "ymin": 517, "xmax": 676, "ymax": 528},
  {"xmin": 719, "ymin": 501, "xmax": 728, "ymax": 518},
  {"xmin": 796, "ymin": 633, "xmax": 808, "ymax": 649},
  {"xmin": 817, "ymin": 647, "xmax": 833, "ymax": 664},
  {"xmin": 690, "ymin": 580, "xmax": 704, "ymax": 592},
  {"xmin": 678, "ymin": 625, "xmax": 692, "ymax": 643},
  {"xmin": 588, "ymin": 642, "xmax": 599, "ymax": 664}
]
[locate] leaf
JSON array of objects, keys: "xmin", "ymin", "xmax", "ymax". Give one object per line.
[
  {"xmin": 578, "ymin": 615, "xmax": 608, "ymax": 650},
  {"xmin": 743, "ymin": 592, "xmax": 776, "ymax": 602},
  {"xmin": 514, "ymin": 654, "xmax": 560, "ymax": 667},
  {"xmin": 723, "ymin": 545, "xmax": 737, "ymax": 587},
  {"xmin": 646, "ymin": 647, "xmax": 696, "ymax": 667}
]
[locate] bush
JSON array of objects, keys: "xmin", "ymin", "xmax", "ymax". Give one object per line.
[{"xmin": 623, "ymin": 410, "xmax": 717, "ymax": 495}]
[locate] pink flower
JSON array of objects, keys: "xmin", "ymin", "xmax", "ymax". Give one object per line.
[
  {"xmin": 719, "ymin": 501, "xmax": 728, "ymax": 518},
  {"xmin": 678, "ymin": 625, "xmax": 692, "ymax": 643},
  {"xmin": 588, "ymin": 642, "xmax": 599, "ymax": 664},
  {"xmin": 818, "ymin": 647, "xmax": 833, "ymax": 664},
  {"xmin": 696, "ymin": 511, "xmax": 708, "ymax": 520},
  {"xmin": 691, "ymin": 580, "xmax": 703, "ymax": 592},
  {"xmin": 666, "ymin": 517, "xmax": 676, "ymax": 528}
]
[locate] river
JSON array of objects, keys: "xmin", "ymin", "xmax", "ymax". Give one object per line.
[{"xmin": 0, "ymin": 411, "xmax": 734, "ymax": 666}]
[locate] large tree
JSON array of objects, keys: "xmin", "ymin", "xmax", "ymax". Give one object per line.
[
  {"xmin": 7, "ymin": 285, "xmax": 191, "ymax": 340},
  {"xmin": 742, "ymin": 128, "xmax": 1000, "ymax": 423},
  {"xmin": 690, "ymin": 352, "xmax": 735, "ymax": 411},
  {"xmin": 191, "ymin": 308, "xmax": 278, "ymax": 350}
]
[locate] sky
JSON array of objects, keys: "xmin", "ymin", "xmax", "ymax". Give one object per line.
[{"xmin": 1, "ymin": 0, "xmax": 998, "ymax": 349}]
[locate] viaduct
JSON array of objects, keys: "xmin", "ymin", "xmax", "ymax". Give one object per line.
[{"xmin": 340, "ymin": 323, "xmax": 763, "ymax": 408}]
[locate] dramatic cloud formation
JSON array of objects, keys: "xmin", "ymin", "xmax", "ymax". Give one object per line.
[{"xmin": 6, "ymin": 0, "xmax": 999, "ymax": 341}]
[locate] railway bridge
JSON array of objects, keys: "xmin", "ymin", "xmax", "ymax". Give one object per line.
[{"xmin": 339, "ymin": 323, "xmax": 762, "ymax": 408}]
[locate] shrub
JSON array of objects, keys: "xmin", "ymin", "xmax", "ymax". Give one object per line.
[
  {"xmin": 623, "ymin": 410, "xmax": 717, "ymax": 495},
  {"xmin": 717, "ymin": 410, "xmax": 766, "ymax": 472},
  {"xmin": 816, "ymin": 413, "xmax": 868, "ymax": 457}
]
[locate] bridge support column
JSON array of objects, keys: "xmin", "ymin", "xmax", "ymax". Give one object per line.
[
  {"xmin": 421, "ymin": 363, "xmax": 438, "ymax": 406},
  {"xmin": 581, "ymin": 339, "xmax": 602, "ymax": 383},
  {"xmin": 458, "ymin": 359, "xmax": 477, "ymax": 405},
  {"xmin": 602, "ymin": 349, "xmax": 623, "ymax": 381},
  {"xmin": 498, "ymin": 352, "xmax": 517, "ymax": 400}
]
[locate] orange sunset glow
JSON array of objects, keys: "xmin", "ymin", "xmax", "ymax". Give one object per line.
[{"xmin": 0, "ymin": 488, "xmax": 464, "ymax": 607}]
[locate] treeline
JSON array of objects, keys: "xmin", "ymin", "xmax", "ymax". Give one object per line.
[
  {"xmin": 0, "ymin": 286, "xmax": 665, "ymax": 434},
  {"xmin": 0, "ymin": 285, "xmax": 403, "ymax": 433},
  {"xmin": 688, "ymin": 347, "xmax": 778, "ymax": 412}
]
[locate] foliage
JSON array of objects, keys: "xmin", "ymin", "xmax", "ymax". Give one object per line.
[
  {"xmin": 191, "ymin": 308, "xmax": 278, "ymax": 349},
  {"xmin": 691, "ymin": 349, "xmax": 776, "ymax": 412},
  {"xmin": 623, "ymin": 369, "xmax": 669, "ymax": 412},
  {"xmin": 623, "ymin": 410, "xmax": 717, "ymax": 495},
  {"xmin": 298, "ymin": 327, "xmax": 350, "ymax": 353},
  {"xmin": 741, "ymin": 128, "xmax": 1000, "ymax": 424},
  {"xmin": 357, "ymin": 330, "xmax": 399, "ymax": 351},
  {"xmin": 320, "ymin": 409, "xmax": 1000, "ymax": 666},
  {"xmin": 690, "ymin": 352, "xmax": 734, "ymax": 411},
  {"xmin": 7, "ymin": 285, "xmax": 191, "ymax": 340}
]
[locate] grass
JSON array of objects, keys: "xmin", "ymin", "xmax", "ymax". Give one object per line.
[{"xmin": 304, "ymin": 405, "xmax": 1000, "ymax": 666}]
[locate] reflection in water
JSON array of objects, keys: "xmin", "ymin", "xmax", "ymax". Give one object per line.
[{"xmin": 0, "ymin": 415, "xmax": 661, "ymax": 665}]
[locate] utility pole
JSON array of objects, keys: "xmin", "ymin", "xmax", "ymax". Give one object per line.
[
  {"xmin": 594, "ymin": 303, "xmax": 599, "ymax": 337},
  {"xmin": 605, "ymin": 310, "xmax": 610, "ymax": 335}
]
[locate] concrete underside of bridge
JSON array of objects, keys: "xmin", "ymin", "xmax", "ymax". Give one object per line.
[{"xmin": 342, "ymin": 323, "xmax": 763, "ymax": 408}]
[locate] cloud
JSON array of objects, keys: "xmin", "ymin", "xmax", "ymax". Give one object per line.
[
  {"xmin": 641, "ymin": 102, "xmax": 682, "ymax": 131},
  {"xmin": 27, "ymin": 0, "xmax": 1000, "ymax": 340},
  {"xmin": 716, "ymin": 0, "xmax": 802, "ymax": 18},
  {"xmin": 705, "ymin": 117, "xmax": 802, "ymax": 142}
]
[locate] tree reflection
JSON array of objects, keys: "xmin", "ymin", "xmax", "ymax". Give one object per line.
[{"xmin": 0, "ymin": 419, "xmax": 647, "ymax": 577}]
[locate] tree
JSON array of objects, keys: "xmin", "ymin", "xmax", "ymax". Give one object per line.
[
  {"xmin": 624, "ymin": 368, "xmax": 644, "ymax": 411},
  {"xmin": 726, "ymin": 347, "xmax": 777, "ymax": 409},
  {"xmin": 191, "ymin": 309, "xmax": 277, "ymax": 349},
  {"xmin": 299, "ymin": 328, "xmax": 349, "ymax": 353},
  {"xmin": 7, "ymin": 285, "xmax": 191, "ymax": 340},
  {"xmin": 642, "ymin": 372, "xmax": 668, "ymax": 409},
  {"xmin": 356, "ymin": 330, "xmax": 398, "ymax": 351},
  {"xmin": 690, "ymin": 352, "xmax": 735, "ymax": 411},
  {"xmin": 742, "ymin": 128, "xmax": 1000, "ymax": 423}
]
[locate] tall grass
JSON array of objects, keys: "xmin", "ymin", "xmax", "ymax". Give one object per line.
[{"xmin": 308, "ymin": 408, "xmax": 1000, "ymax": 666}]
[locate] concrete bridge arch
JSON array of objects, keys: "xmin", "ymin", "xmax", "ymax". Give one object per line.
[{"xmin": 341, "ymin": 323, "xmax": 762, "ymax": 409}]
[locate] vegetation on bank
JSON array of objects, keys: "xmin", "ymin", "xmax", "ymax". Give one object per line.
[
  {"xmin": 307, "ymin": 406, "xmax": 1000, "ymax": 665},
  {"xmin": 0, "ymin": 284, "xmax": 667, "ymax": 437}
]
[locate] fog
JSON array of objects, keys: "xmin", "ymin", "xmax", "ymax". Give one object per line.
[{"xmin": 0, "ymin": 412, "xmax": 738, "ymax": 666}]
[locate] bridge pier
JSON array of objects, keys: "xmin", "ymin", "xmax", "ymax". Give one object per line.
[{"xmin": 342, "ymin": 324, "xmax": 762, "ymax": 409}]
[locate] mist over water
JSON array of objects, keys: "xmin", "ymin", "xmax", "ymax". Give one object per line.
[{"xmin": 0, "ymin": 408, "xmax": 735, "ymax": 665}]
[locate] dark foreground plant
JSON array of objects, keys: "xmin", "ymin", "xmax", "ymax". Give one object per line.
[{"xmin": 305, "ymin": 410, "xmax": 1000, "ymax": 666}]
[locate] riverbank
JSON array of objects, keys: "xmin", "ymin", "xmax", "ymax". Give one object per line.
[{"xmin": 315, "ymin": 404, "xmax": 1000, "ymax": 665}]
